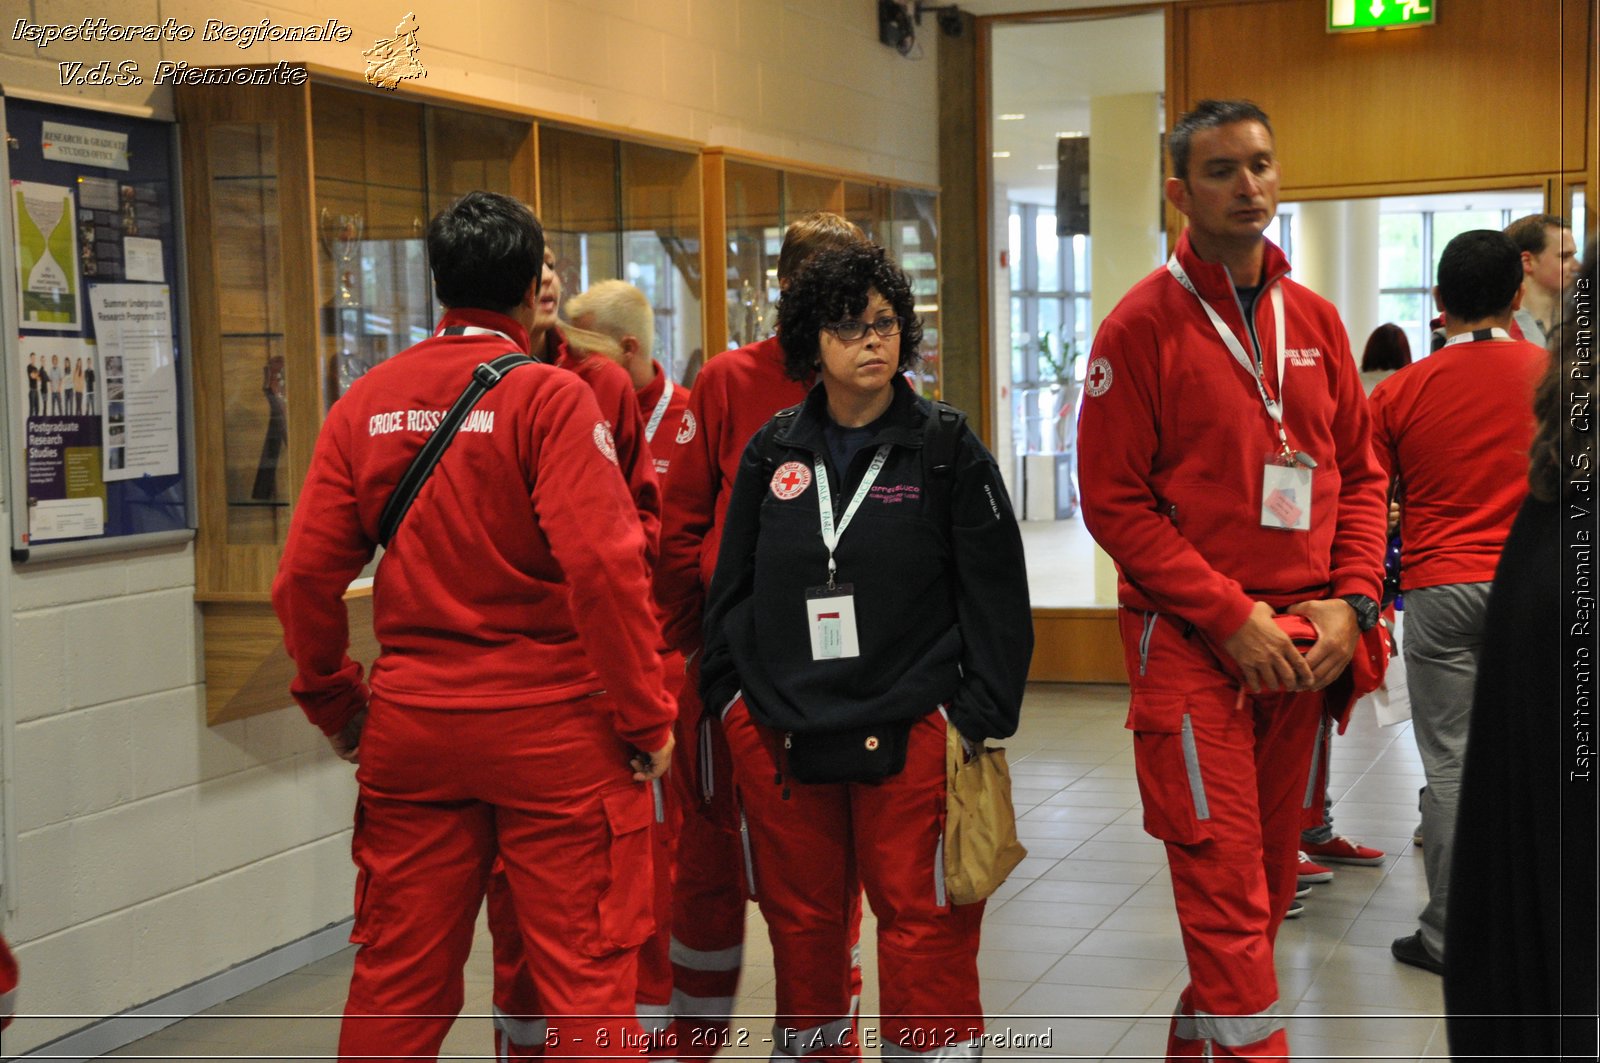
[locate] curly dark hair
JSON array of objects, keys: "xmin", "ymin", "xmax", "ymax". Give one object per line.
[{"xmin": 776, "ymin": 244, "xmax": 923, "ymax": 381}]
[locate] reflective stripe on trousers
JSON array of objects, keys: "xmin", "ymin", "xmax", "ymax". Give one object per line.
[
  {"xmin": 671, "ymin": 936, "xmax": 743, "ymax": 973},
  {"xmin": 773, "ymin": 1016, "xmax": 853, "ymax": 1060},
  {"xmin": 881, "ymin": 1036, "xmax": 984, "ymax": 1061},
  {"xmin": 492, "ymin": 1006, "xmax": 547, "ymax": 1049},
  {"xmin": 670, "ymin": 986, "xmax": 736, "ymax": 1018},
  {"xmin": 1172, "ymin": 1000, "xmax": 1283, "ymax": 1048}
]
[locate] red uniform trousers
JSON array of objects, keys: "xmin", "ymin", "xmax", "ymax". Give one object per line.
[
  {"xmin": 724, "ymin": 698, "xmax": 984, "ymax": 1061},
  {"xmin": 0, "ymin": 932, "xmax": 17, "ymax": 1030},
  {"xmin": 343, "ymin": 695, "xmax": 653, "ymax": 1063},
  {"xmin": 667, "ymin": 679, "xmax": 753, "ymax": 1060},
  {"xmin": 491, "ymin": 653, "xmax": 688, "ymax": 1060},
  {"xmin": 1119, "ymin": 609, "xmax": 1323, "ymax": 1061}
]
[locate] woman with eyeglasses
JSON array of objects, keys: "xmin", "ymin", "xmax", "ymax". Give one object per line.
[{"xmin": 700, "ymin": 242, "xmax": 1033, "ymax": 1061}]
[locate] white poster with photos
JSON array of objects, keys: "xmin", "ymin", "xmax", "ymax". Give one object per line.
[{"xmin": 87, "ymin": 283, "xmax": 179, "ymax": 481}]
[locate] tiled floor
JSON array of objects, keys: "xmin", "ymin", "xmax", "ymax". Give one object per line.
[
  {"xmin": 105, "ymin": 683, "xmax": 1444, "ymax": 1061},
  {"xmin": 1019, "ymin": 518, "xmax": 1102, "ymax": 609}
]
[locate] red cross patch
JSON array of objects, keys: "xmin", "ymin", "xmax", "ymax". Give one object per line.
[
  {"xmin": 1086, "ymin": 356, "xmax": 1113, "ymax": 397},
  {"xmin": 770, "ymin": 461, "xmax": 812, "ymax": 501}
]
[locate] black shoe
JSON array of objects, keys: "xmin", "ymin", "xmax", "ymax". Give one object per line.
[{"xmin": 1391, "ymin": 932, "xmax": 1444, "ymax": 975}]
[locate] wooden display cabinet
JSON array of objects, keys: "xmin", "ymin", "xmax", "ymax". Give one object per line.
[
  {"xmin": 178, "ymin": 71, "xmax": 935, "ymax": 724},
  {"xmin": 178, "ymin": 72, "xmax": 536, "ymax": 722}
]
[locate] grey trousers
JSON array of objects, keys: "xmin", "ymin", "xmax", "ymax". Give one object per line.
[{"xmin": 1403, "ymin": 582, "xmax": 1492, "ymax": 961}]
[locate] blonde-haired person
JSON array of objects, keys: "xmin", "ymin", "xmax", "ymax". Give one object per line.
[
  {"xmin": 570, "ymin": 276, "xmax": 696, "ymax": 1050},
  {"xmin": 484, "ymin": 245, "xmax": 667, "ymax": 1061},
  {"xmin": 568, "ymin": 280, "xmax": 655, "ymax": 386}
]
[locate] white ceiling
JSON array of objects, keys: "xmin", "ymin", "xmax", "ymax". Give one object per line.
[{"xmin": 986, "ymin": 12, "xmax": 1165, "ymax": 204}]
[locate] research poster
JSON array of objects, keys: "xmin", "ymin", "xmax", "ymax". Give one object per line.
[
  {"xmin": 87, "ymin": 284, "xmax": 180, "ymax": 481},
  {"xmin": 12, "ymin": 180, "xmax": 83, "ymax": 330},
  {"xmin": 18, "ymin": 334, "xmax": 106, "ymax": 542}
]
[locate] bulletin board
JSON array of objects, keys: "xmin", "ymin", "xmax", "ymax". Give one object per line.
[{"xmin": 1, "ymin": 90, "xmax": 196, "ymax": 561}]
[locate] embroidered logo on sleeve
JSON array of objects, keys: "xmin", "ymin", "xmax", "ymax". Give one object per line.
[
  {"xmin": 675, "ymin": 410, "xmax": 698, "ymax": 445},
  {"xmin": 593, "ymin": 421, "xmax": 618, "ymax": 464},
  {"xmin": 770, "ymin": 461, "xmax": 811, "ymax": 500},
  {"xmin": 1086, "ymin": 356, "xmax": 1113, "ymax": 397}
]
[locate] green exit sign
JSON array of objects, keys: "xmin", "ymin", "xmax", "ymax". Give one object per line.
[{"xmin": 1329, "ymin": 0, "xmax": 1437, "ymax": 32}]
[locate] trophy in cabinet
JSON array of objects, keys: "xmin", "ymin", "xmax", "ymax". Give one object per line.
[{"xmin": 319, "ymin": 208, "xmax": 366, "ymax": 404}]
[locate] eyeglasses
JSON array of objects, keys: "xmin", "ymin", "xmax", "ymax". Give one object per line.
[{"xmin": 823, "ymin": 316, "xmax": 904, "ymax": 342}]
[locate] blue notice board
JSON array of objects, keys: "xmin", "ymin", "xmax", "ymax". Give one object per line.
[{"xmin": 1, "ymin": 92, "xmax": 196, "ymax": 560}]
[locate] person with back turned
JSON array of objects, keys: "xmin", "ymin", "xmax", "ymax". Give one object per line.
[{"xmin": 272, "ymin": 190, "xmax": 675, "ymax": 1063}]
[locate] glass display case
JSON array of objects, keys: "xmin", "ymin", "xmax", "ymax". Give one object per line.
[
  {"xmin": 178, "ymin": 73, "xmax": 936, "ymax": 721},
  {"xmin": 702, "ymin": 149, "xmax": 941, "ymax": 397},
  {"xmin": 538, "ymin": 125, "xmax": 705, "ymax": 385}
]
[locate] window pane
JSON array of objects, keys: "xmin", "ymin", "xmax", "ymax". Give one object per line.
[
  {"xmin": 1035, "ymin": 211, "xmax": 1061, "ymax": 291},
  {"xmin": 1431, "ymin": 210, "xmax": 1502, "ymax": 259},
  {"xmin": 1036, "ymin": 299, "xmax": 1062, "ymax": 381},
  {"xmin": 1574, "ymin": 186, "xmax": 1588, "ymax": 258},
  {"xmin": 1010, "ymin": 296, "xmax": 1027, "ymax": 384},
  {"xmin": 1009, "ymin": 208, "xmax": 1023, "ymax": 292},
  {"xmin": 1072, "ymin": 234, "xmax": 1090, "ymax": 292},
  {"xmin": 1379, "ymin": 292, "xmax": 1429, "ymax": 360},
  {"xmin": 1379, "ymin": 213, "xmax": 1424, "ymax": 290}
]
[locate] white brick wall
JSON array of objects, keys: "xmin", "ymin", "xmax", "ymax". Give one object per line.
[
  {"xmin": 1, "ymin": 545, "xmax": 358, "ymax": 1054},
  {"xmin": 0, "ymin": 1, "xmax": 940, "ymax": 1052}
]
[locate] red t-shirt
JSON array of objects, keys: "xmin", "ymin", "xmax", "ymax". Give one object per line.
[{"xmin": 1369, "ymin": 334, "xmax": 1546, "ymax": 589}]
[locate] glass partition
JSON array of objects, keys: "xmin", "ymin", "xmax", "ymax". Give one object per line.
[
  {"xmin": 310, "ymin": 85, "xmax": 433, "ymax": 409},
  {"xmin": 207, "ymin": 123, "xmax": 290, "ymax": 545}
]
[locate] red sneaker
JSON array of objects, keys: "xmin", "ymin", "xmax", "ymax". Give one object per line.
[
  {"xmin": 1297, "ymin": 850, "xmax": 1333, "ymax": 884},
  {"xmin": 1303, "ymin": 834, "xmax": 1385, "ymax": 865}
]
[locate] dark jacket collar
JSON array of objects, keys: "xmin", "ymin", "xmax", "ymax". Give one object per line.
[{"xmin": 776, "ymin": 374, "xmax": 929, "ymax": 455}]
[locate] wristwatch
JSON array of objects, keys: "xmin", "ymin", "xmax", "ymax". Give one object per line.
[{"xmin": 1340, "ymin": 594, "xmax": 1380, "ymax": 632}]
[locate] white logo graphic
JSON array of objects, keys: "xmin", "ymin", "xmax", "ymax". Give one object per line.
[
  {"xmin": 1086, "ymin": 356, "xmax": 1114, "ymax": 397},
  {"xmin": 675, "ymin": 410, "xmax": 697, "ymax": 445},
  {"xmin": 770, "ymin": 461, "xmax": 812, "ymax": 501},
  {"xmin": 593, "ymin": 421, "xmax": 617, "ymax": 464}
]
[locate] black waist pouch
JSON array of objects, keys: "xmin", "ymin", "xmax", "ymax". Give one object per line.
[{"xmin": 785, "ymin": 720, "xmax": 913, "ymax": 784}]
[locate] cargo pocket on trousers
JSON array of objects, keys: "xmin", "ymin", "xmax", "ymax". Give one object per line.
[
  {"xmin": 582, "ymin": 785, "xmax": 657, "ymax": 957},
  {"xmin": 348, "ymin": 799, "xmax": 377, "ymax": 946},
  {"xmin": 1126, "ymin": 692, "xmax": 1212, "ymax": 844}
]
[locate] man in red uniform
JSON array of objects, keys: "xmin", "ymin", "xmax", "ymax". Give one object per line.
[
  {"xmin": 1369, "ymin": 230, "xmax": 1547, "ymax": 976},
  {"xmin": 486, "ymin": 258, "xmax": 666, "ymax": 1059},
  {"xmin": 1077, "ymin": 100, "xmax": 1387, "ymax": 1061},
  {"xmin": 273, "ymin": 191, "xmax": 675, "ymax": 1063},
  {"xmin": 653, "ymin": 212, "xmax": 865, "ymax": 1056}
]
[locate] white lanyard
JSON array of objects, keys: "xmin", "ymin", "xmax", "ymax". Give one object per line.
[
  {"xmin": 814, "ymin": 444, "xmax": 891, "ymax": 588},
  {"xmin": 644, "ymin": 375, "xmax": 675, "ymax": 443},
  {"xmin": 1443, "ymin": 327, "xmax": 1511, "ymax": 347},
  {"xmin": 1166, "ymin": 255, "xmax": 1296, "ymax": 464},
  {"xmin": 439, "ymin": 324, "xmax": 521, "ymax": 347}
]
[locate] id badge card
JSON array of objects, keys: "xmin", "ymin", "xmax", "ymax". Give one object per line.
[
  {"xmin": 1261, "ymin": 462, "xmax": 1313, "ymax": 531},
  {"xmin": 806, "ymin": 584, "xmax": 860, "ymax": 661}
]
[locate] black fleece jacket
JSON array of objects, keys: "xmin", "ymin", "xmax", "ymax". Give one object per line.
[{"xmin": 700, "ymin": 376, "xmax": 1033, "ymax": 742}]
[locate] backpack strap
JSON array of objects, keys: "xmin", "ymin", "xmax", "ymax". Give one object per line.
[
  {"xmin": 759, "ymin": 405, "xmax": 803, "ymax": 471},
  {"xmin": 923, "ymin": 400, "xmax": 966, "ymax": 529},
  {"xmin": 377, "ymin": 351, "xmax": 534, "ymax": 547}
]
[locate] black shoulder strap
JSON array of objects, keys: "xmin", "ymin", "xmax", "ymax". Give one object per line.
[
  {"xmin": 759, "ymin": 405, "xmax": 802, "ymax": 470},
  {"xmin": 377, "ymin": 351, "xmax": 534, "ymax": 547},
  {"xmin": 923, "ymin": 400, "xmax": 965, "ymax": 527}
]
